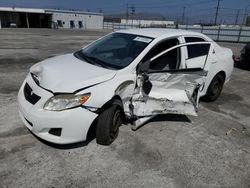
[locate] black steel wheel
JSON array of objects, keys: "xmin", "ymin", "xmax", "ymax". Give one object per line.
[
  {"xmin": 96, "ymin": 105, "xmax": 122, "ymax": 145},
  {"xmin": 203, "ymin": 73, "xmax": 225, "ymax": 102}
]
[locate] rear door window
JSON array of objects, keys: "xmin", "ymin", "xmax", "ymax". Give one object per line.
[
  {"xmin": 184, "ymin": 37, "xmax": 209, "ymax": 59},
  {"xmin": 186, "ymin": 44, "xmax": 210, "ymax": 59}
]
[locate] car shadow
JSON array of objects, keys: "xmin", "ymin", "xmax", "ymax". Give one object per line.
[
  {"xmin": 29, "ymin": 129, "xmax": 95, "ymax": 149},
  {"xmin": 150, "ymin": 114, "xmax": 191, "ymax": 123},
  {"xmin": 30, "ymin": 114, "xmax": 191, "ymax": 149},
  {"xmin": 133, "ymin": 114, "xmax": 192, "ymax": 131}
]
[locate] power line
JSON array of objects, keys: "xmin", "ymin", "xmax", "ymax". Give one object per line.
[
  {"xmin": 136, "ymin": 0, "xmax": 216, "ymax": 9},
  {"xmin": 187, "ymin": 7, "xmax": 215, "ymax": 12},
  {"xmin": 242, "ymin": 8, "xmax": 248, "ymax": 26},
  {"xmin": 188, "ymin": 13, "xmax": 215, "ymax": 18},
  {"xmin": 133, "ymin": 0, "xmax": 180, "ymax": 6},
  {"xmin": 235, "ymin": 10, "xmax": 240, "ymax": 25},
  {"xmin": 181, "ymin": 6, "xmax": 186, "ymax": 24},
  {"xmin": 102, "ymin": 1, "xmax": 249, "ymax": 25}
]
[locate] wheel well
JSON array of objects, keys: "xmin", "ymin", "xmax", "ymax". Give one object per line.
[
  {"xmin": 86, "ymin": 117, "xmax": 98, "ymax": 142},
  {"xmin": 86, "ymin": 95, "xmax": 124, "ymax": 141},
  {"xmin": 96, "ymin": 95, "xmax": 124, "ymax": 114},
  {"xmin": 216, "ymin": 71, "xmax": 226, "ymax": 82}
]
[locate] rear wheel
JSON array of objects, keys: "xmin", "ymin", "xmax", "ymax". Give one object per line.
[
  {"xmin": 96, "ymin": 105, "xmax": 122, "ymax": 145},
  {"xmin": 203, "ymin": 73, "xmax": 225, "ymax": 102}
]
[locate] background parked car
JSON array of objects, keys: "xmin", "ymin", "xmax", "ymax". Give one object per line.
[{"xmin": 234, "ymin": 42, "xmax": 250, "ymax": 69}]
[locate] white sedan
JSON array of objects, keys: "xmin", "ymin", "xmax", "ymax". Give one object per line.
[{"xmin": 18, "ymin": 28, "xmax": 234, "ymax": 145}]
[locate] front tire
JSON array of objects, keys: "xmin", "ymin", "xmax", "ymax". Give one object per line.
[
  {"xmin": 203, "ymin": 73, "xmax": 225, "ymax": 102},
  {"xmin": 96, "ymin": 105, "xmax": 122, "ymax": 145}
]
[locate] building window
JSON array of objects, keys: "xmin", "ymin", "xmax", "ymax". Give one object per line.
[
  {"xmin": 79, "ymin": 21, "xmax": 83, "ymax": 28},
  {"xmin": 57, "ymin": 20, "xmax": 63, "ymax": 27},
  {"xmin": 70, "ymin": 20, "xmax": 75, "ymax": 28}
]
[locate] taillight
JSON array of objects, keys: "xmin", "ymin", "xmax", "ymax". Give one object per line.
[{"xmin": 232, "ymin": 55, "xmax": 240, "ymax": 61}]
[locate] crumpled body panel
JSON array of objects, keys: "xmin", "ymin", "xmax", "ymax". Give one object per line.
[{"xmin": 126, "ymin": 73, "xmax": 203, "ymax": 118}]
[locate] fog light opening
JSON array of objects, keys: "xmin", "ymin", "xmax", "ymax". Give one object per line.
[{"xmin": 48, "ymin": 128, "xmax": 62, "ymax": 137}]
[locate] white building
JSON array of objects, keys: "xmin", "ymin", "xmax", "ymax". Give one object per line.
[
  {"xmin": 46, "ymin": 9, "xmax": 103, "ymax": 29},
  {"xmin": 120, "ymin": 19, "xmax": 174, "ymax": 27},
  {"xmin": 0, "ymin": 7, "xmax": 104, "ymax": 29}
]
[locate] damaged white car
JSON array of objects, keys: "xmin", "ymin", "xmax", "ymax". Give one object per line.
[{"xmin": 18, "ymin": 29, "xmax": 234, "ymax": 145}]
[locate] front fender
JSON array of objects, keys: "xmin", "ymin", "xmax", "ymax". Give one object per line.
[{"xmin": 77, "ymin": 73, "xmax": 136, "ymax": 111}]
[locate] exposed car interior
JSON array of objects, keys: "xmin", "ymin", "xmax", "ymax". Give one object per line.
[{"xmin": 143, "ymin": 38, "xmax": 180, "ymax": 70}]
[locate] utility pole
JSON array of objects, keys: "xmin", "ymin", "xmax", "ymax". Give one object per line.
[
  {"xmin": 242, "ymin": 8, "xmax": 248, "ymax": 26},
  {"xmin": 214, "ymin": 0, "xmax": 221, "ymax": 25},
  {"xmin": 126, "ymin": 4, "xmax": 136, "ymax": 26},
  {"xmin": 126, "ymin": 4, "xmax": 129, "ymax": 23},
  {"xmin": 235, "ymin": 10, "xmax": 240, "ymax": 25},
  {"xmin": 181, "ymin": 6, "xmax": 186, "ymax": 25},
  {"xmin": 128, "ymin": 4, "xmax": 135, "ymax": 27}
]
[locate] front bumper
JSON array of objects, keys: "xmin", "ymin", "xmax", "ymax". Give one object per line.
[{"xmin": 18, "ymin": 74, "xmax": 98, "ymax": 144}]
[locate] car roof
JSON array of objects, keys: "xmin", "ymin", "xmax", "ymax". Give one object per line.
[{"xmin": 116, "ymin": 28, "xmax": 209, "ymax": 40}]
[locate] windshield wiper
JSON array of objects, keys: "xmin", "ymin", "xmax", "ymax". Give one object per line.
[
  {"xmin": 74, "ymin": 51, "xmax": 122, "ymax": 70},
  {"xmin": 76, "ymin": 51, "xmax": 113, "ymax": 69},
  {"xmin": 84, "ymin": 55, "xmax": 110, "ymax": 69}
]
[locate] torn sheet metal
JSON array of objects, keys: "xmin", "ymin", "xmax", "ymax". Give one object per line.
[
  {"xmin": 114, "ymin": 80, "xmax": 135, "ymax": 117},
  {"xmin": 129, "ymin": 73, "xmax": 203, "ymax": 118},
  {"xmin": 132, "ymin": 96, "xmax": 198, "ymax": 117},
  {"xmin": 131, "ymin": 116, "xmax": 156, "ymax": 130}
]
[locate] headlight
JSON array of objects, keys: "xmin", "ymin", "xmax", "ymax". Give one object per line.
[{"xmin": 44, "ymin": 93, "xmax": 90, "ymax": 111}]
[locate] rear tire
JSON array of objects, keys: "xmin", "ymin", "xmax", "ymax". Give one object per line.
[
  {"xmin": 203, "ymin": 73, "xmax": 225, "ymax": 102},
  {"xmin": 96, "ymin": 105, "xmax": 122, "ymax": 145}
]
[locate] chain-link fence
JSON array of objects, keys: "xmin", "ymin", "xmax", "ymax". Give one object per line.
[{"xmin": 103, "ymin": 22, "xmax": 250, "ymax": 44}]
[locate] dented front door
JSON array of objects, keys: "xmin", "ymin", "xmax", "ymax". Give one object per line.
[
  {"xmin": 131, "ymin": 71, "xmax": 204, "ymax": 118},
  {"xmin": 130, "ymin": 42, "xmax": 211, "ymax": 122}
]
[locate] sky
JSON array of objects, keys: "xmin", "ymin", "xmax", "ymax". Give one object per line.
[{"xmin": 0, "ymin": 0, "xmax": 249, "ymax": 24}]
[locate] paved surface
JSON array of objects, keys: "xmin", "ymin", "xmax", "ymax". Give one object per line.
[{"xmin": 0, "ymin": 28, "xmax": 249, "ymax": 188}]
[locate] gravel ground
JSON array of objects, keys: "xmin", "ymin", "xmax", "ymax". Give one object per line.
[{"xmin": 0, "ymin": 28, "xmax": 249, "ymax": 188}]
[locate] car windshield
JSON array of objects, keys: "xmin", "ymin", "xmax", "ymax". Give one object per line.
[{"xmin": 74, "ymin": 33, "xmax": 153, "ymax": 70}]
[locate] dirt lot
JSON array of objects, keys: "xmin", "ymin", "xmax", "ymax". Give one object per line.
[{"xmin": 0, "ymin": 28, "xmax": 249, "ymax": 188}]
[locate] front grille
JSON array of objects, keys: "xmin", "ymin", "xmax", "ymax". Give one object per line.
[{"xmin": 24, "ymin": 83, "xmax": 41, "ymax": 105}]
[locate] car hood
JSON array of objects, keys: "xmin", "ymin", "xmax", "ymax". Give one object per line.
[{"xmin": 30, "ymin": 53, "xmax": 116, "ymax": 93}]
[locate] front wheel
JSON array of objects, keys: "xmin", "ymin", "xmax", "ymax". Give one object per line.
[
  {"xmin": 96, "ymin": 105, "xmax": 122, "ymax": 145},
  {"xmin": 203, "ymin": 73, "xmax": 225, "ymax": 102}
]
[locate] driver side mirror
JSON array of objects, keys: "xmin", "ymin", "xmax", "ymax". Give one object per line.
[{"xmin": 138, "ymin": 60, "xmax": 151, "ymax": 74}]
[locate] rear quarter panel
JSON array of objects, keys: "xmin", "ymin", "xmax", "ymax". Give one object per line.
[{"xmin": 200, "ymin": 43, "xmax": 234, "ymax": 96}]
